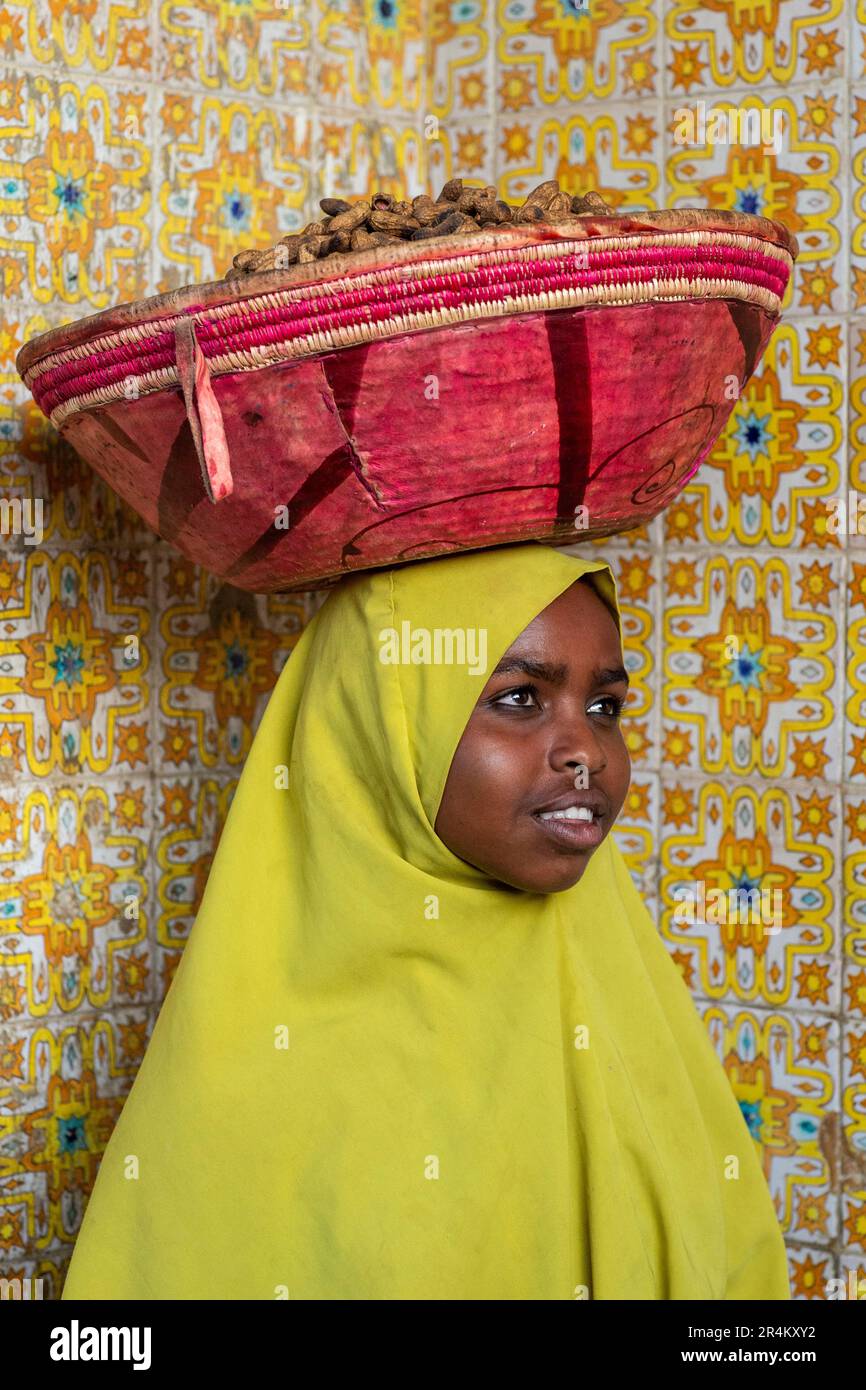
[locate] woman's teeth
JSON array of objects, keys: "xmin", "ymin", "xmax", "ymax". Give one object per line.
[{"xmin": 538, "ymin": 806, "xmax": 595, "ymax": 821}]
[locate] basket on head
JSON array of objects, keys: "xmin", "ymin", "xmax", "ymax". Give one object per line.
[{"xmin": 16, "ymin": 205, "xmax": 797, "ymax": 593}]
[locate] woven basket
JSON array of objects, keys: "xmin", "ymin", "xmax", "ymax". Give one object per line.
[{"xmin": 17, "ymin": 208, "xmax": 797, "ymax": 593}]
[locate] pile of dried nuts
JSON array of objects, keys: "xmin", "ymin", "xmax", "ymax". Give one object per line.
[{"xmin": 225, "ymin": 179, "xmax": 614, "ymax": 278}]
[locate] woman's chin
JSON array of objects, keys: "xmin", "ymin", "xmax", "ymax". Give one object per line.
[{"xmin": 492, "ymin": 851, "xmax": 599, "ymax": 895}]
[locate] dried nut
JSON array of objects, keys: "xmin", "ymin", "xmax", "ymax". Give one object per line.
[
  {"xmin": 247, "ymin": 247, "xmax": 278, "ymax": 272},
  {"xmin": 411, "ymin": 209, "xmax": 463, "ymax": 238},
  {"xmin": 521, "ymin": 179, "xmax": 561, "ymax": 209},
  {"xmin": 350, "ymin": 227, "xmax": 391, "ymax": 250},
  {"xmin": 296, "ymin": 233, "xmax": 331, "ymax": 262},
  {"xmin": 479, "ymin": 200, "xmax": 512, "ymax": 225},
  {"xmin": 456, "ymin": 189, "xmax": 484, "ymax": 213},
  {"xmin": 411, "ymin": 194, "xmax": 442, "ymax": 226},
  {"xmin": 436, "ymin": 178, "xmax": 463, "ymax": 202},
  {"xmin": 462, "ymin": 190, "xmax": 502, "ymax": 217},
  {"xmin": 515, "ymin": 203, "xmax": 547, "ymax": 222},
  {"xmin": 410, "ymin": 224, "xmax": 443, "ymax": 240},
  {"xmin": 469, "ymin": 196, "xmax": 502, "ymax": 223},
  {"xmin": 225, "ymin": 180, "xmax": 617, "ymax": 275},
  {"xmin": 582, "ymin": 190, "xmax": 613, "ymax": 213},
  {"xmin": 369, "ymin": 208, "xmax": 421, "ymax": 234},
  {"xmin": 461, "ymin": 185, "xmax": 496, "ymax": 208},
  {"xmin": 546, "ymin": 190, "xmax": 573, "ymax": 219},
  {"xmin": 327, "ymin": 199, "xmax": 371, "ymax": 232},
  {"xmin": 571, "ymin": 191, "xmax": 613, "ymax": 215}
]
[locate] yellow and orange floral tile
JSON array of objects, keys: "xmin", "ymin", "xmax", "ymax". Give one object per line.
[
  {"xmin": 612, "ymin": 548, "xmax": 660, "ymax": 766},
  {"xmin": 857, "ymin": 0, "xmax": 866, "ymax": 76},
  {"xmin": 840, "ymin": 1252, "xmax": 866, "ymax": 1299},
  {"xmin": 0, "ymin": 1006, "xmax": 155, "ymax": 1258},
  {"xmin": 663, "ymin": 0, "xmax": 845, "ymax": 92},
  {"xmin": 0, "ymin": 1249, "xmax": 68, "ymax": 1301},
  {"xmin": 840, "ymin": 1004, "xmax": 866, "ymax": 1255},
  {"xmin": 153, "ymin": 541, "xmax": 306, "ymax": 769},
  {"xmin": 851, "ymin": 330, "xmax": 866, "ymax": 520},
  {"xmin": 612, "ymin": 769, "xmax": 660, "ymax": 916},
  {"xmin": 426, "ymin": 0, "xmax": 491, "ymax": 121},
  {"xmin": 667, "ymin": 320, "xmax": 845, "ymax": 550},
  {"xmin": 660, "ymin": 550, "xmax": 844, "ymax": 781},
  {"xmin": 0, "ymin": 776, "xmax": 153, "ymax": 1017},
  {"xmin": 664, "ymin": 85, "xmax": 846, "ymax": 318},
  {"xmin": 157, "ymin": 0, "xmax": 312, "ymax": 98},
  {"xmin": 0, "ymin": 546, "xmax": 154, "ymax": 780},
  {"xmin": 309, "ymin": 108, "xmax": 425, "ymax": 205},
  {"xmin": 659, "ymin": 775, "xmax": 839, "ymax": 1013},
  {"xmin": 153, "ymin": 89, "xmax": 311, "ymax": 291},
  {"xmin": 421, "ymin": 115, "xmax": 493, "ymax": 194},
  {"xmin": 0, "ymin": 68, "xmax": 152, "ymax": 309},
  {"xmin": 589, "ymin": 516, "xmax": 662, "ymax": 551},
  {"xmin": 854, "ymin": 70, "xmax": 866, "ymax": 312},
  {"xmin": 491, "ymin": 99, "xmax": 661, "ymax": 211},
  {"xmin": 495, "ymin": 0, "xmax": 660, "ymax": 106},
  {"xmin": 844, "ymin": 793, "xmax": 866, "ymax": 973},
  {"xmin": 313, "ymin": 0, "xmax": 423, "ymax": 113},
  {"xmin": 151, "ymin": 770, "xmax": 238, "ymax": 979},
  {"xmin": 786, "ymin": 1245, "xmax": 842, "ymax": 1299},
  {"xmin": 698, "ymin": 1002, "xmax": 841, "ymax": 1255},
  {"xmin": 0, "ymin": 538, "xmax": 309, "ymax": 783},
  {"xmin": 845, "ymin": 553, "xmax": 866, "ymax": 784},
  {"xmin": 0, "ymin": 0, "xmax": 153, "ymax": 78},
  {"xmin": 2, "ymin": 330, "xmax": 155, "ymax": 549},
  {"xmin": 845, "ymin": 789, "xmax": 861, "ymax": 1245}
]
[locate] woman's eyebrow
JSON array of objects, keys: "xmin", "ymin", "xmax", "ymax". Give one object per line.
[
  {"xmin": 592, "ymin": 665, "xmax": 630, "ymax": 686},
  {"xmin": 490, "ymin": 658, "xmax": 630, "ymax": 687},
  {"xmin": 491, "ymin": 657, "xmax": 568, "ymax": 683}
]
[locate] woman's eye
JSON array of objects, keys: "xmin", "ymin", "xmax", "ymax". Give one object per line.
[
  {"xmin": 491, "ymin": 684, "xmax": 540, "ymax": 709},
  {"xmin": 590, "ymin": 694, "xmax": 626, "ymax": 719}
]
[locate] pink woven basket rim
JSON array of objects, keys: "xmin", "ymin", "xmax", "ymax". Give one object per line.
[
  {"xmin": 17, "ymin": 209, "xmax": 798, "ymax": 383},
  {"xmin": 28, "ymin": 231, "xmax": 794, "ymax": 419}
]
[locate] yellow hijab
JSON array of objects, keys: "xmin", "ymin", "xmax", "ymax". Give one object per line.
[{"xmin": 63, "ymin": 543, "xmax": 790, "ymax": 1300}]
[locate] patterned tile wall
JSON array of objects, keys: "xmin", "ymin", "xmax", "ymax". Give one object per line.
[{"xmin": 0, "ymin": 0, "xmax": 863, "ymax": 1299}]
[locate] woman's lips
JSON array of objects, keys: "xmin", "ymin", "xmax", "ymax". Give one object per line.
[{"xmin": 531, "ymin": 805, "xmax": 605, "ymax": 850}]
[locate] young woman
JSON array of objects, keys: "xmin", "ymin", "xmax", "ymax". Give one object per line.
[{"xmin": 62, "ymin": 542, "xmax": 790, "ymax": 1300}]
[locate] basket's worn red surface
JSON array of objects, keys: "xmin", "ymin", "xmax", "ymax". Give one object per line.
[{"xmin": 17, "ymin": 210, "xmax": 797, "ymax": 593}]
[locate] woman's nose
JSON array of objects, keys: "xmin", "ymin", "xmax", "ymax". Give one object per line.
[{"xmin": 548, "ymin": 715, "xmax": 607, "ymax": 777}]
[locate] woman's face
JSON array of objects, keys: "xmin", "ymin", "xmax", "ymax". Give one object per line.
[{"xmin": 434, "ymin": 577, "xmax": 631, "ymax": 893}]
